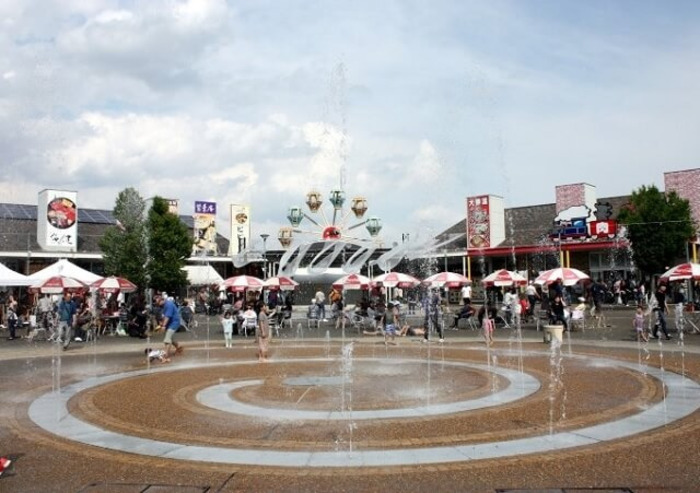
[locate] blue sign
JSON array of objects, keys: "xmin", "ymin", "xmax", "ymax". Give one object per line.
[{"xmin": 194, "ymin": 201, "xmax": 216, "ymax": 214}]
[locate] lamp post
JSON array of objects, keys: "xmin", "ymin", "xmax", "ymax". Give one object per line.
[{"xmin": 260, "ymin": 234, "xmax": 269, "ymax": 279}]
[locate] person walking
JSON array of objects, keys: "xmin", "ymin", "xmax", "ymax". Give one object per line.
[
  {"xmin": 155, "ymin": 294, "xmax": 184, "ymax": 357},
  {"xmin": 424, "ymin": 289, "xmax": 444, "ymax": 343},
  {"xmin": 56, "ymin": 292, "xmax": 77, "ymax": 350},
  {"xmin": 651, "ymin": 284, "xmax": 672, "ymax": 340}
]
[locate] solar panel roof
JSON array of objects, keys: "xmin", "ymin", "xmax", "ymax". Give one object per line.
[{"xmin": 0, "ymin": 202, "xmax": 192, "ymax": 227}]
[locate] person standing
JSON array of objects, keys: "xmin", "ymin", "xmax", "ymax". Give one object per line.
[
  {"xmin": 461, "ymin": 283, "xmax": 472, "ymax": 306},
  {"xmin": 256, "ymin": 303, "xmax": 271, "ymax": 362},
  {"xmin": 155, "ymin": 294, "xmax": 184, "ymax": 357},
  {"xmin": 652, "ymin": 284, "xmax": 672, "ymax": 340},
  {"xmin": 221, "ymin": 311, "xmax": 234, "ymax": 348},
  {"xmin": 633, "ymin": 305, "xmax": 649, "ymax": 342},
  {"xmin": 6, "ymin": 299, "xmax": 18, "ymax": 340},
  {"xmin": 424, "ymin": 289, "xmax": 444, "ymax": 343},
  {"xmin": 525, "ymin": 282, "xmax": 540, "ymax": 318},
  {"xmin": 56, "ymin": 292, "xmax": 77, "ymax": 350},
  {"xmin": 315, "ymin": 289, "xmax": 327, "ymax": 321}
]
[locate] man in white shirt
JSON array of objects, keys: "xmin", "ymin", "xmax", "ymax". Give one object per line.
[{"xmin": 461, "ymin": 284, "xmax": 472, "ymax": 305}]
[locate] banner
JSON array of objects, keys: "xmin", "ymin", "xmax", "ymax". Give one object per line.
[
  {"xmin": 229, "ymin": 204, "xmax": 250, "ymax": 256},
  {"xmin": 192, "ymin": 201, "xmax": 218, "ymax": 256},
  {"xmin": 166, "ymin": 199, "xmax": 179, "ymax": 215},
  {"xmin": 466, "ymin": 195, "xmax": 490, "ymax": 248},
  {"xmin": 37, "ymin": 189, "xmax": 78, "ymax": 252}
]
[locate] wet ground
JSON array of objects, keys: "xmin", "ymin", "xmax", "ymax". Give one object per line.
[{"xmin": 1, "ymin": 306, "xmax": 699, "ymax": 492}]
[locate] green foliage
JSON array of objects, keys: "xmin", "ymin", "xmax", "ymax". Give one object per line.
[
  {"xmin": 99, "ymin": 188, "xmax": 148, "ymax": 289},
  {"xmin": 617, "ymin": 185, "xmax": 695, "ymax": 277},
  {"xmin": 146, "ymin": 196, "xmax": 192, "ymax": 293}
]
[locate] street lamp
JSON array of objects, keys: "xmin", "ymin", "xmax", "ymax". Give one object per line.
[{"xmin": 260, "ymin": 234, "xmax": 269, "ymax": 279}]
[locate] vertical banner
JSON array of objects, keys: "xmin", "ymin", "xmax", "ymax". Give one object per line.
[
  {"xmin": 229, "ymin": 204, "xmax": 250, "ymax": 256},
  {"xmin": 466, "ymin": 195, "xmax": 491, "ymax": 249},
  {"xmin": 37, "ymin": 189, "xmax": 78, "ymax": 252},
  {"xmin": 192, "ymin": 201, "xmax": 218, "ymax": 256},
  {"xmin": 166, "ymin": 199, "xmax": 179, "ymax": 215}
]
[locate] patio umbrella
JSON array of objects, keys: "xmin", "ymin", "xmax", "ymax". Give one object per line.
[
  {"xmin": 659, "ymin": 262, "xmax": 700, "ymax": 282},
  {"xmin": 90, "ymin": 276, "xmax": 138, "ymax": 294},
  {"xmin": 534, "ymin": 267, "xmax": 590, "ymax": 287},
  {"xmin": 29, "ymin": 275, "xmax": 86, "ymax": 294},
  {"xmin": 481, "ymin": 269, "xmax": 528, "ymax": 287},
  {"xmin": 221, "ymin": 275, "xmax": 265, "ymax": 292},
  {"xmin": 264, "ymin": 276, "xmax": 299, "ymax": 291},
  {"xmin": 422, "ymin": 272, "xmax": 471, "ymax": 289},
  {"xmin": 332, "ymin": 273, "xmax": 371, "ymax": 290},
  {"xmin": 371, "ymin": 272, "xmax": 421, "ymax": 289}
]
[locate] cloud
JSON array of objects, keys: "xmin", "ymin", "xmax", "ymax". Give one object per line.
[{"xmin": 2, "ymin": 0, "xmax": 700, "ymax": 250}]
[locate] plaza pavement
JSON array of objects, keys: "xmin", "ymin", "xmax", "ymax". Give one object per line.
[{"xmin": 0, "ymin": 305, "xmax": 699, "ymax": 492}]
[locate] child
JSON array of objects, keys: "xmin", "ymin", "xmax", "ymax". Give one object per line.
[
  {"xmin": 482, "ymin": 309, "xmax": 495, "ymax": 346},
  {"xmin": 221, "ymin": 311, "xmax": 234, "ymax": 348},
  {"xmin": 144, "ymin": 347, "xmax": 170, "ymax": 363},
  {"xmin": 633, "ymin": 305, "xmax": 648, "ymax": 342},
  {"xmin": 383, "ymin": 302, "xmax": 400, "ymax": 345}
]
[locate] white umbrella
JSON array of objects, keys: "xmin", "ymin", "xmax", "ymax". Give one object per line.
[
  {"xmin": 90, "ymin": 276, "xmax": 138, "ymax": 294},
  {"xmin": 371, "ymin": 272, "xmax": 421, "ymax": 288},
  {"xmin": 30, "ymin": 275, "xmax": 86, "ymax": 294},
  {"xmin": 481, "ymin": 269, "xmax": 528, "ymax": 287},
  {"xmin": 534, "ymin": 267, "xmax": 590, "ymax": 286},
  {"xmin": 659, "ymin": 262, "xmax": 700, "ymax": 282},
  {"xmin": 264, "ymin": 276, "xmax": 299, "ymax": 291},
  {"xmin": 332, "ymin": 273, "xmax": 371, "ymax": 290},
  {"xmin": 422, "ymin": 272, "xmax": 471, "ymax": 288},
  {"xmin": 221, "ymin": 275, "xmax": 265, "ymax": 292}
]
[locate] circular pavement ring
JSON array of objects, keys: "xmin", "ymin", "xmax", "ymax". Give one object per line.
[
  {"xmin": 28, "ymin": 354, "xmax": 700, "ymax": 468},
  {"xmin": 196, "ymin": 358, "xmax": 540, "ymax": 420}
]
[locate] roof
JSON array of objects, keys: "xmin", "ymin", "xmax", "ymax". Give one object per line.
[
  {"xmin": 437, "ymin": 195, "xmax": 631, "ymax": 252},
  {"xmin": 0, "ymin": 203, "xmax": 229, "ymax": 255}
]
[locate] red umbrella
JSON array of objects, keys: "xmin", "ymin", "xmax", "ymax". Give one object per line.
[
  {"xmin": 534, "ymin": 268, "xmax": 590, "ymax": 287},
  {"xmin": 371, "ymin": 272, "xmax": 421, "ymax": 288},
  {"xmin": 332, "ymin": 273, "xmax": 371, "ymax": 290},
  {"xmin": 221, "ymin": 275, "xmax": 265, "ymax": 292},
  {"xmin": 659, "ymin": 263, "xmax": 700, "ymax": 282},
  {"xmin": 30, "ymin": 275, "xmax": 86, "ymax": 294},
  {"xmin": 264, "ymin": 276, "xmax": 299, "ymax": 291},
  {"xmin": 481, "ymin": 269, "xmax": 528, "ymax": 288},
  {"xmin": 90, "ymin": 276, "xmax": 137, "ymax": 293},
  {"xmin": 422, "ymin": 272, "xmax": 471, "ymax": 289}
]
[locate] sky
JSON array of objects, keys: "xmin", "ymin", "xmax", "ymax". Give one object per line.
[{"xmin": 1, "ymin": 0, "xmax": 700, "ymax": 252}]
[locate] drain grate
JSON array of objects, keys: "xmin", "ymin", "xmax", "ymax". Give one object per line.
[
  {"xmin": 78, "ymin": 483, "xmax": 210, "ymax": 493},
  {"xmin": 496, "ymin": 489, "xmax": 635, "ymax": 493}
]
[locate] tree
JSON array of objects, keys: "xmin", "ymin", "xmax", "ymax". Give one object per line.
[
  {"xmin": 146, "ymin": 196, "xmax": 192, "ymax": 294},
  {"xmin": 99, "ymin": 188, "xmax": 148, "ymax": 289},
  {"xmin": 617, "ymin": 185, "xmax": 695, "ymax": 279}
]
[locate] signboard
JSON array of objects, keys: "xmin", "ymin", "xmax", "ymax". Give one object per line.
[
  {"xmin": 228, "ymin": 204, "xmax": 250, "ymax": 256},
  {"xmin": 589, "ymin": 220, "xmax": 618, "ymax": 239},
  {"xmin": 467, "ymin": 195, "xmax": 491, "ymax": 248},
  {"xmin": 37, "ymin": 189, "xmax": 78, "ymax": 252},
  {"xmin": 166, "ymin": 199, "xmax": 179, "ymax": 215},
  {"xmin": 192, "ymin": 201, "xmax": 218, "ymax": 256}
]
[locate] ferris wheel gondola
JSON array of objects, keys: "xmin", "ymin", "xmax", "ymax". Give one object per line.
[{"xmin": 278, "ymin": 189, "xmax": 382, "ymax": 249}]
